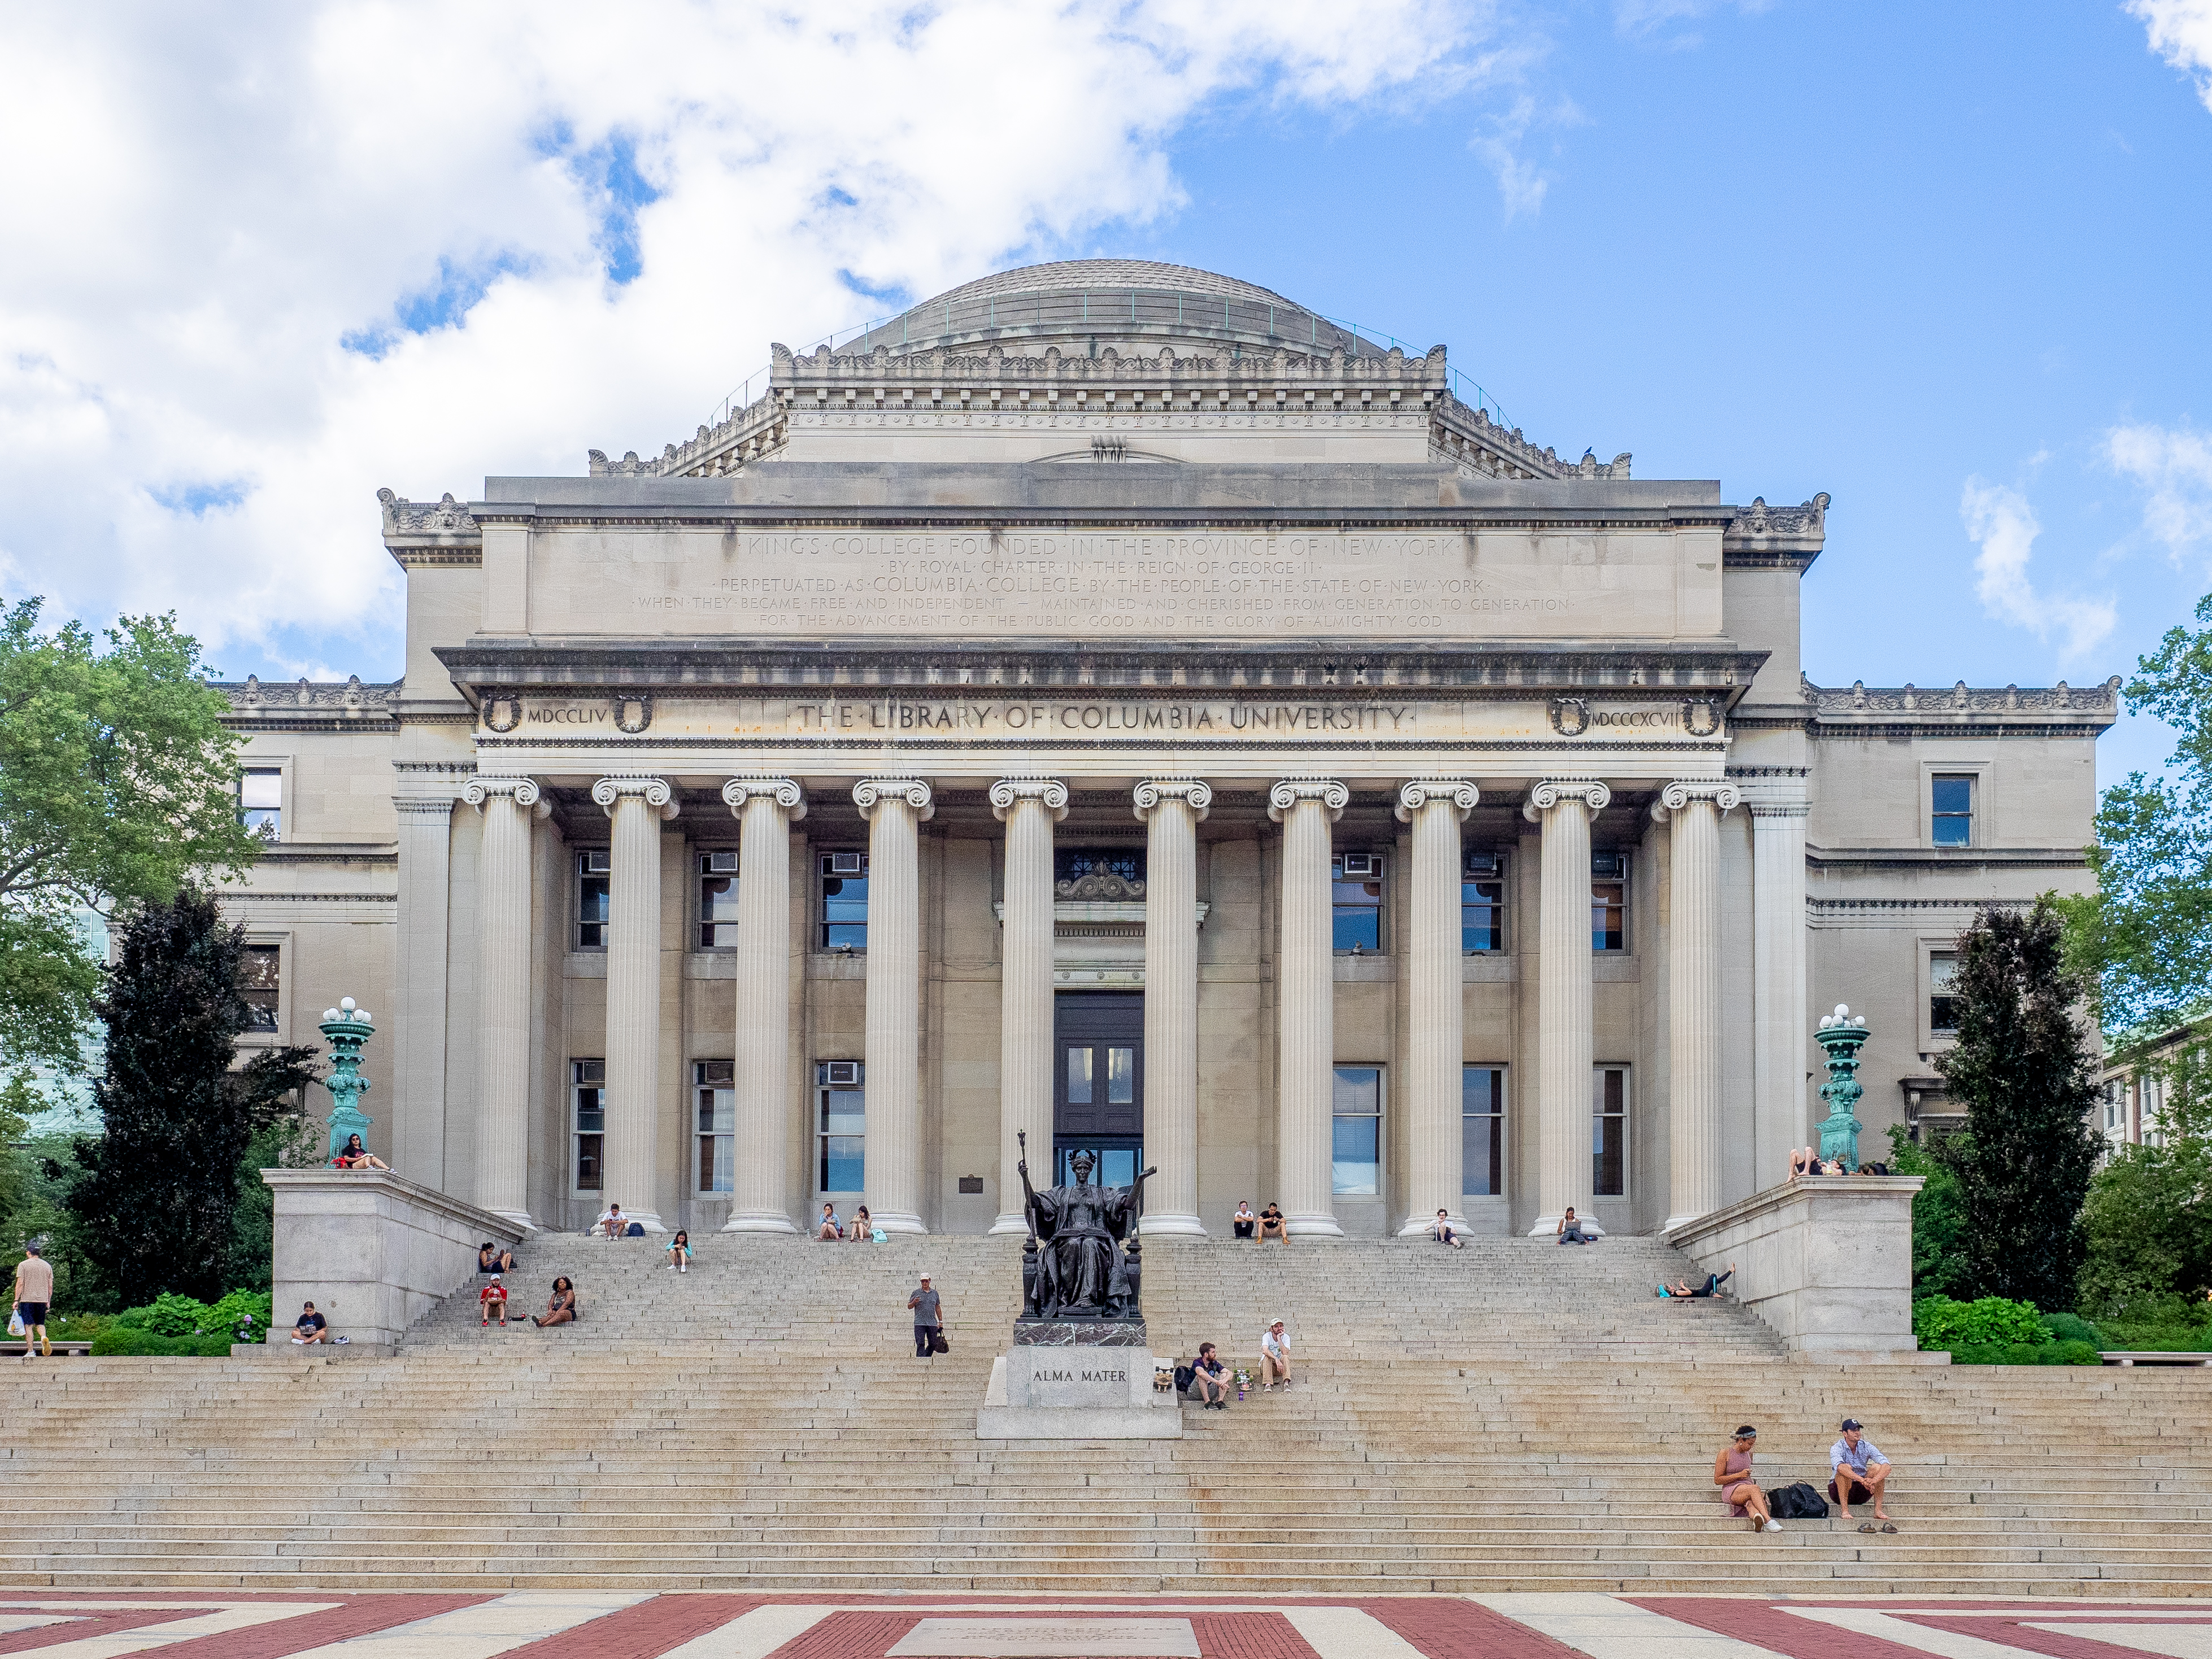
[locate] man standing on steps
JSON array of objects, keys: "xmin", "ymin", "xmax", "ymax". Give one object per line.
[
  {"xmin": 14, "ymin": 1243, "xmax": 53, "ymax": 1362},
  {"xmin": 908, "ymin": 1274, "xmax": 943, "ymax": 1360}
]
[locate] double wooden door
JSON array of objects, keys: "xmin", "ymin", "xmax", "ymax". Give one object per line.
[{"xmin": 1052, "ymin": 991, "xmax": 1144, "ymax": 1187}]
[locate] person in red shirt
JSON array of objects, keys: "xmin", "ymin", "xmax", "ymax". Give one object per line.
[{"xmin": 480, "ymin": 1274, "xmax": 510, "ymax": 1327}]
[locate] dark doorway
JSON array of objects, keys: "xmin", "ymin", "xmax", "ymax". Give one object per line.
[{"xmin": 1053, "ymin": 991, "xmax": 1143, "ymax": 1187}]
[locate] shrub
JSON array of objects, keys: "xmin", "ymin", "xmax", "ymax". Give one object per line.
[
  {"xmin": 1914, "ymin": 1295, "xmax": 2049, "ymax": 1352},
  {"xmin": 104, "ymin": 1286, "xmax": 276, "ymax": 1347},
  {"xmin": 1949, "ymin": 1339, "xmax": 2101, "ymax": 1366},
  {"xmin": 2039, "ymin": 1311, "xmax": 2105, "ymax": 1347},
  {"xmin": 90, "ymin": 1325, "xmax": 234, "ymax": 1357}
]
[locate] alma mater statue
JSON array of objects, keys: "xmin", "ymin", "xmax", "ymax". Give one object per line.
[{"xmin": 1018, "ymin": 1134, "xmax": 1155, "ymax": 1320}]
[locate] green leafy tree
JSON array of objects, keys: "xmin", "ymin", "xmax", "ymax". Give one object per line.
[
  {"xmin": 1934, "ymin": 898, "xmax": 2105, "ymax": 1309},
  {"xmin": 2076, "ymin": 1036, "xmax": 2212, "ymax": 1321},
  {"xmin": 61, "ymin": 889, "xmax": 317, "ymax": 1305},
  {"xmin": 2060, "ymin": 594, "xmax": 2212, "ymax": 1030},
  {"xmin": 1885, "ymin": 1126, "xmax": 1976, "ymax": 1300},
  {"xmin": 0, "ymin": 599, "xmax": 257, "ymax": 1074}
]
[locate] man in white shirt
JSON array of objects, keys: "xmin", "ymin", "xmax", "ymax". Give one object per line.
[
  {"xmin": 1258, "ymin": 1320, "xmax": 1292, "ymax": 1390},
  {"xmin": 1829, "ymin": 1418, "xmax": 1894, "ymax": 1526},
  {"xmin": 596, "ymin": 1203, "xmax": 626, "ymax": 1239}
]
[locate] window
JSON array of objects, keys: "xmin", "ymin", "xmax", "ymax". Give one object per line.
[
  {"xmin": 1331, "ymin": 1065, "xmax": 1383, "ymax": 1195},
  {"xmin": 820, "ymin": 851, "xmax": 869, "ymax": 950},
  {"xmin": 1067, "ymin": 1045, "xmax": 1136, "ymax": 1107},
  {"xmin": 240, "ymin": 768, "xmax": 281, "ymax": 840},
  {"xmin": 1591, "ymin": 853, "xmax": 1627, "ymax": 952},
  {"xmin": 1056, "ymin": 847, "xmax": 1145, "ymax": 891},
  {"xmin": 572, "ymin": 1060, "xmax": 605, "ymax": 1192},
  {"xmin": 1463, "ymin": 1065, "xmax": 1505, "ymax": 1198},
  {"xmin": 1462, "ymin": 852, "xmax": 1506, "ymax": 954},
  {"xmin": 1592, "ymin": 1066, "xmax": 1628, "ymax": 1197},
  {"xmin": 695, "ymin": 1060, "xmax": 734, "ymax": 1192},
  {"xmin": 238, "ymin": 944, "xmax": 281, "ymax": 1032},
  {"xmin": 1930, "ymin": 953, "xmax": 1958, "ymax": 1034},
  {"xmin": 1332, "ymin": 852, "xmax": 1384, "ymax": 953},
  {"xmin": 577, "ymin": 850, "xmax": 611, "ymax": 948},
  {"xmin": 699, "ymin": 851, "xmax": 739, "ymax": 948},
  {"xmin": 817, "ymin": 1061, "xmax": 864, "ymax": 1191},
  {"xmin": 2103, "ymin": 1081, "xmax": 2122, "ymax": 1132},
  {"xmin": 1932, "ymin": 774, "xmax": 1974, "ymax": 847}
]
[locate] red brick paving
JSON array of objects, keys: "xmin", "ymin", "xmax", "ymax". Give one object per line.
[
  {"xmin": 499, "ymin": 1593, "xmax": 768, "ymax": 1658},
  {"xmin": 1356, "ymin": 1596, "xmax": 1588, "ymax": 1658}
]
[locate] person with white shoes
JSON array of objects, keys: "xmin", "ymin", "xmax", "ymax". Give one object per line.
[
  {"xmin": 13, "ymin": 1244, "xmax": 53, "ymax": 1362},
  {"xmin": 1258, "ymin": 1320, "xmax": 1292, "ymax": 1389},
  {"xmin": 663, "ymin": 1230, "xmax": 691, "ymax": 1272},
  {"xmin": 1715, "ymin": 1426, "xmax": 1783, "ymax": 1534}
]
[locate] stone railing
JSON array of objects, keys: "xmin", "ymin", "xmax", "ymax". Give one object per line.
[
  {"xmin": 1665, "ymin": 1176, "xmax": 1939, "ymax": 1361},
  {"xmin": 259, "ymin": 1168, "xmax": 525, "ymax": 1349}
]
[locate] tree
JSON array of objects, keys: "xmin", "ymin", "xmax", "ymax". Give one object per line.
[
  {"xmin": 0, "ymin": 600, "xmax": 258, "ymax": 1077},
  {"xmin": 1884, "ymin": 1126, "xmax": 1976, "ymax": 1301},
  {"xmin": 2060, "ymin": 593, "xmax": 2212, "ymax": 1030},
  {"xmin": 2075, "ymin": 1035, "xmax": 2212, "ymax": 1320},
  {"xmin": 1934, "ymin": 898, "xmax": 2105, "ymax": 1309},
  {"xmin": 62, "ymin": 889, "xmax": 317, "ymax": 1305}
]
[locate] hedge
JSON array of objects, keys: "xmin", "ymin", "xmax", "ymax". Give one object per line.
[{"xmin": 90, "ymin": 1326, "xmax": 237, "ymax": 1357}]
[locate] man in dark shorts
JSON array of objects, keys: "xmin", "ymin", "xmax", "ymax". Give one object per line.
[
  {"xmin": 14, "ymin": 1243, "xmax": 53, "ymax": 1362},
  {"xmin": 1830, "ymin": 1418, "xmax": 1895, "ymax": 1527}
]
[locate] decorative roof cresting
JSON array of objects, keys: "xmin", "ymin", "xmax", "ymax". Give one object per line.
[{"xmin": 1800, "ymin": 674, "xmax": 2123, "ymax": 715}]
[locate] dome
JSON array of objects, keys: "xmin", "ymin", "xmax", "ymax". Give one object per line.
[{"xmin": 843, "ymin": 259, "xmax": 1377, "ymax": 359}]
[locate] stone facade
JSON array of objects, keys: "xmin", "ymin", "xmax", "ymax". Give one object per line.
[{"xmin": 224, "ymin": 259, "xmax": 2115, "ymax": 1238}]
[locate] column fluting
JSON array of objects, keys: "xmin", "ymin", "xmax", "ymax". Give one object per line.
[
  {"xmin": 990, "ymin": 778, "xmax": 1067, "ymax": 1235},
  {"xmin": 1135, "ymin": 779, "xmax": 1212, "ymax": 1236},
  {"xmin": 855, "ymin": 778, "xmax": 932, "ymax": 1235},
  {"xmin": 1660, "ymin": 782, "xmax": 1739, "ymax": 1230},
  {"xmin": 464, "ymin": 777, "xmax": 542, "ymax": 1229},
  {"xmin": 593, "ymin": 775, "xmax": 677, "ymax": 1233},
  {"xmin": 1752, "ymin": 801, "xmax": 1811, "ymax": 1178},
  {"xmin": 1525, "ymin": 780, "xmax": 1609, "ymax": 1235},
  {"xmin": 1270, "ymin": 778, "xmax": 1348, "ymax": 1238},
  {"xmin": 723, "ymin": 778, "xmax": 807, "ymax": 1234},
  {"xmin": 1396, "ymin": 780, "xmax": 1478, "ymax": 1235}
]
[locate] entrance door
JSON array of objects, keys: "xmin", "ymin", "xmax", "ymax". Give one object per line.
[{"xmin": 1053, "ymin": 992, "xmax": 1144, "ymax": 1187}]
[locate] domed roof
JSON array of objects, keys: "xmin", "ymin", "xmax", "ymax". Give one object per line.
[{"xmin": 843, "ymin": 259, "xmax": 1368, "ymax": 359}]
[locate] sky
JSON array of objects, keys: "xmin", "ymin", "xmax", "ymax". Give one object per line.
[{"xmin": 1, "ymin": 0, "xmax": 2208, "ymax": 789}]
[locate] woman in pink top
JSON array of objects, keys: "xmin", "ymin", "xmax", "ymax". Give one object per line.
[{"xmin": 1714, "ymin": 1426, "xmax": 1782, "ymax": 1533}]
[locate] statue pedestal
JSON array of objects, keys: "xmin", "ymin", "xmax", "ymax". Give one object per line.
[{"xmin": 976, "ymin": 1321, "xmax": 1183, "ymax": 1440}]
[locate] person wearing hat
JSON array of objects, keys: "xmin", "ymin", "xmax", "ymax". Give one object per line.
[
  {"xmin": 1714, "ymin": 1426, "xmax": 1782, "ymax": 1533},
  {"xmin": 479, "ymin": 1273, "xmax": 510, "ymax": 1327},
  {"xmin": 908, "ymin": 1274, "xmax": 943, "ymax": 1358},
  {"xmin": 1830, "ymin": 1419, "xmax": 1895, "ymax": 1529}
]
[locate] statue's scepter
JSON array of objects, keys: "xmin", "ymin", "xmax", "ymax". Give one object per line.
[{"xmin": 1017, "ymin": 1130, "xmax": 1040, "ymax": 1318}]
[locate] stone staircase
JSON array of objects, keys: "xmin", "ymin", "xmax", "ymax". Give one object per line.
[{"xmin": 1, "ymin": 1230, "xmax": 2206, "ymax": 1594}]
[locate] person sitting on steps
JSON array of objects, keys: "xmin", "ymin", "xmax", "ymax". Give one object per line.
[
  {"xmin": 477, "ymin": 1242, "xmax": 516, "ymax": 1275},
  {"xmin": 817, "ymin": 1203, "xmax": 843, "ymax": 1241},
  {"xmin": 1232, "ymin": 1201, "xmax": 1257, "ymax": 1240},
  {"xmin": 1715, "ymin": 1425, "xmax": 1783, "ymax": 1534},
  {"xmin": 332, "ymin": 1134, "xmax": 389, "ymax": 1170},
  {"xmin": 1431, "ymin": 1209, "xmax": 1465, "ymax": 1248},
  {"xmin": 290, "ymin": 1301, "xmax": 329, "ymax": 1345},
  {"xmin": 1259, "ymin": 1320, "xmax": 1293, "ymax": 1389},
  {"xmin": 663, "ymin": 1230, "xmax": 691, "ymax": 1273},
  {"xmin": 533, "ymin": 1277, "xmax": 577, "ymax": 1327},
  {"xmin": 480, "ymin": 1274, "xmax": 509, "ymax": 1327},
  {"xmin": 1830, "ymin": 1418, "xmax": 1896, "ymax": 1531},
  {"xmin": 594, "ymin": 1203, "xmax": 626, "ymax": 1239},
  {"xmin": 1557, "ymin": 1207, "xmax": 1596, "ymax": 1244},
  {"xmin": 1257, "ymin": 1203, "xmax": 1287, "ymax": 1243},
  {"xmin": 1189, "ymin": 1342, "xmax": 1229, "ymax": 1409},
  {"xmin": 847, "ymin": 1205, "xmax": 873, "ymax": 1242}
]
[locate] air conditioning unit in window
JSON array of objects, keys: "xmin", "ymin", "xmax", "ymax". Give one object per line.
[
  {"xmin": 829, "ymin": 851, "xmax": 864, "ymax": 875},
  {"xmin": 1341, "ymin": 852, "xmax": 1378, "ymax": 876},
  {"xmin": 826, "ymin": 1061, "xmax": 861, "ymax": 1086},
  {"xmin": 705, "ymin": 851, "xmax": 738, "ymax": 872}
]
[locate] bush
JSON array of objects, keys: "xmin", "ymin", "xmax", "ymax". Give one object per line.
[
  {"xmin": 1914, "ymin": 1295, "xmax": 2049, "ymax": 1352},
  {"xmin": 102, "ymin": 1286, "xmax": 276, "ymax": 1348},
  {"xmin": 90, "ymin": 1325, "xmax": 234, "ymax": 1357},
  {"xmin": 2039, "ymin": 1311, "xmax": 2105, "ymax": 1347},
  {"xmin": 1949, "ymin": 1339, "xmax": 2101, "ymax": 1366}
]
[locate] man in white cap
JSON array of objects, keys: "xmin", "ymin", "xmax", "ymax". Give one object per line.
[{"xmin": 908, "ymin": 1274, "xmax": 942, "ymax": 1359}]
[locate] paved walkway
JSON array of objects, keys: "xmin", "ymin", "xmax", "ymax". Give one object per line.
[{"xmin": 1, "ymin": 1591, "xmax": 2209, "ymax": 1656}]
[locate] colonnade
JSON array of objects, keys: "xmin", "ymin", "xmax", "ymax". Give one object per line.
[{"xmin": 463, "ymin": 773, "xmax": 1741, "ymax": 1236}]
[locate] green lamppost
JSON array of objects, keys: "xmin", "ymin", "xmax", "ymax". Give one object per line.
[
  {"xmin": 320, "ymin": 997, "xmax": 376, "ymax": 1161},
  {"xmin": 1813, "ymin": 1003, "xmax": 1867, "ymax": 1171}
]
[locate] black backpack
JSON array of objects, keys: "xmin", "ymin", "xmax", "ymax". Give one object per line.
[{"xmin": 1766, "ymin": 1481, "xmax": 1830, "ymax": 1520}]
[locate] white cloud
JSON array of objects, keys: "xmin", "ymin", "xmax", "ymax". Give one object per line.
[
  {"xmin": 1613, "ymin": 0, "xmax": 1770, "ymax": 45},
  {"xmin": 2130, "ymin": 0, "xmax": 2212, "ymax": 110},
  {"xmin": 2107, "ymin": 421, "xmax": 2212, "ymax": 563},
  {"xmin": 1470, "ymin": 92, "xmax": 1582, "ymax": 220},
  {"xmin": 1960, "ymin": 478, "xmax": 2117, "ymax": 661},
  {"xmin": 0, "ymin": 1, "xmax": 1499, "ymax": 673}
]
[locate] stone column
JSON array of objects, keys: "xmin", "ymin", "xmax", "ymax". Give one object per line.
[
  {"xmin": 722, "ymin": 778, "xmax": 807, "ymax": 1234},
  {"xmin": 1269, "ymin": 778, "xmax": 1349, "ymax": 1238},
  {"xmin": 1657, "ymin": 782, "xmax": 1739, "ymax": 1230},
  {"xmin": 390, "ymin": 793, "xmax": 457, "ymax": 1186},
  {"xmin": 1752, "ymin": 801, "xmax": 1811, "ymax": 1177},
  {"xmin": 462, "ymin": 778, "xmax": 545, "ymax": 1229},
  {"xmin": 990, "ymin": 778, "xmax": 1068, "ymax": 1235},
  {"xmin": 1523, "ymin": 780, "xmax": 1610, "ymax": 1236},
  {"xmin": 854, "ymin": 779, "xmax": 933, "ymax": 1235},
  {"xmin": 591, "ymin": 775, "xmax": 678, "ymax": 1233},
  {"xmin": 1134, "ymin": 779, "xmax": 1212, "ymax": 1236},
  {"xmin": 1395, "ymin": 780, "xmax": 1479, "ymax": 1235}
]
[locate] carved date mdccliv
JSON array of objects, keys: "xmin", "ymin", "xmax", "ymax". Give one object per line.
[{"xmin": 1017, "ymin": 1131, "xmax": 1153, "ymax": 1321}]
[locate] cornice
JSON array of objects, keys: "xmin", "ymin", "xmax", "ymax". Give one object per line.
[
  {"xmin": 1807, "ymin": 846, "xmax": 2090, "ymax": 872},
  {"xmin": 1804, "ymin": 672, "xmax": 2119, "ymax": 735},
  {"xmin": 216, "ymin": 676, "xmax": 400, "ymax": 731}
]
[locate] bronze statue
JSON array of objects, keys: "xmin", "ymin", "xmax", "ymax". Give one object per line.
[{"xmin": 1017, "ymin": 1133, "xmax": 1155, "ymax": 1320}]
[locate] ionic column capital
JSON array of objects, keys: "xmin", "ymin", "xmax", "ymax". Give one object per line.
[
  {"xmin": 1522, "ymin": 779, "xmax": 1611, "ymax": 822},
  {"xmin": 1268, "ymin": 777, "xmax": 1348, "ymax": 824},
  {"xmin": 721, "ymin": 776, "xmax": 808, "ymax": 822},
  {"xmin": 463, "ymin": 776, "xmax": 544, "ymax": 810},
  {"xmin": 591, "ymin": 775, "xmax": 679, "ymax": 820},
  {"xmin": 989, "ymin": 777, "xmax": 1068, "ymax": 822},
  {"xmin": 1395, "ymin": 780, "xmax": 1479, "ymax": 823},
  {"xmin": 1651, "ymin": 781, "xmax": 1741, "ymax": 822},
  {"xmin": 853, "ymin": 778, "xmax": 934, "ymax": 822},
  {"xmin": 1133, "ymin": 779, "xmax": 1212, "ymax": 823}
]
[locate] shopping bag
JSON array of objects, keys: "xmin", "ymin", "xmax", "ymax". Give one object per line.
[
  {"xmin": 871, "ymin": 1227, "xmax": 887, "ymax": 1243},
  {"xmin": 930, "ymin": 1330, "xmax": 950, "ymax": 1355},
  {"xmin": 6, "ymin": 1310, "xmax": 24, "ymax": 1338}
]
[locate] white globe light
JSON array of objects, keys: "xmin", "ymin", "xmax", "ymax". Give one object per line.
[
  {"xmin": 1833, "ymin": 1003, "xmax": 1849, "ymax": 1019},
  {"xmin": 358, "ymin": 1011, "xmax": 373, "ymax": 1025},
  {"xmin": 340, "ymin": 997, "xmax": 357, "ymax": 1013},
  {"xmin": 323, "ymin": 1008, "xmax": 341, "ymax": 1022}
]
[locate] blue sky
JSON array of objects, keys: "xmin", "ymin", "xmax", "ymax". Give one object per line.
[{"xmin": 2, "ymin": 0, "xmax": 2207, "ymax": 789}]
